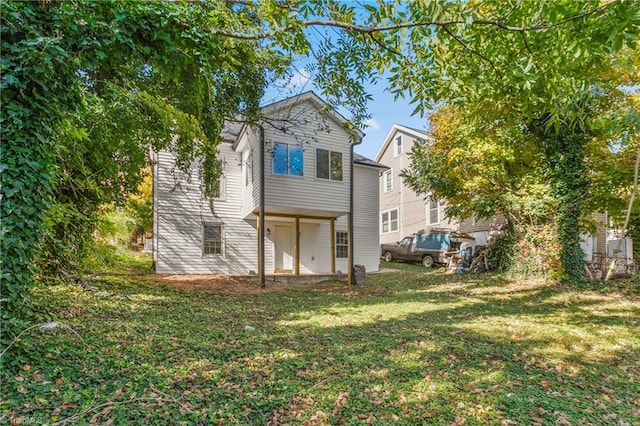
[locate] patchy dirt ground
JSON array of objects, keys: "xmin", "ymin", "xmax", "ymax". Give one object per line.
[{"xmin": 151, "ymin": 274, "xmax": 354, "ymax": 294}]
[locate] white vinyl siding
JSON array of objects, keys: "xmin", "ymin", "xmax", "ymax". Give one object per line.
[
  {"xmin": 154, "ymin": 144, "xmax": 258, "ymax": 274},
  {"xmin": 263, "ymin": 101, "xmax": 350, "ymax": 214},
  {"xmin": 352, "ymin": 164, "xmax": 381, "ymax": 272}
]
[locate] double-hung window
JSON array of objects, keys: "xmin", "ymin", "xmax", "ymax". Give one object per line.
[
  {"xmin": 203, "ymin": 223, "xmax": 223, "ymax": 255},
  {"xmin": 383, "ymin": 169, "xmax": 393, "ymax": 193},
  {"xmin": 273, "ymin": 142, "xmax": 304, "ymax": 176},
  {"xmin": 381, "ymin": 209, "xmax": 399, "ymax": 233},
  {"xmin": 335, "ymin": 231, "xmax": 348, "ymax": 258},
  {"xmin": 316, "ymin": 149, "xmax": 343, "ymax": 181},
  {"xmin": 427, "ymin": 198, "xmax": 440, "ymax": 225},
  {"xmin": 395, "ymin": 135, "xmax": 403, "ymax": 157}
]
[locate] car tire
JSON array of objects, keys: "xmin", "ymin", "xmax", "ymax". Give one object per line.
[
  {"xmin": 422, "ymin": 255, "xmax": 434, "ymax": 268},
  {"xmin": 384, "ymin": 251, "xmax": 393, "ymax": 262}
]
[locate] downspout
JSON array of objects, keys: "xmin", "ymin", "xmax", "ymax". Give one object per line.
[
  {"xmin": 349, "ymin": 136, "xmax": 363, "ymax": 285},
  {"xmin": 259, "ymin": 126, "xmax": 266, "ymax": 288}
]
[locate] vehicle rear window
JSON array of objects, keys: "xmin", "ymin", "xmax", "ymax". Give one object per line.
[{"xmin": 415, "ymin": 233, "xmax": 450, "ymax": 250}]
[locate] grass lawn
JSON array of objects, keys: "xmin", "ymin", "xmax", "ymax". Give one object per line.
[{"xmin": 2, "ymin": 259, "xmax": 639, "ymax": 425}]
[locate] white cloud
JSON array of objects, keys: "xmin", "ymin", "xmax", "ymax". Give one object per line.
[
  {"xmin": 365, "ymin": 118, "xmax": 381, "ymax": 130},
  {"xmin": 286, "ymin": 68, "xmax": 311, "ymax": 89}
]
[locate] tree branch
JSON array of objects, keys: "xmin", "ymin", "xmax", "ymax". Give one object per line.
[
  {"xmin": 211, "ymin": 1, "xmax": 618, "ymax": 40},
  {"xmin": 440, "ymin": 25, "xmax": 502, "ymax": 77}
]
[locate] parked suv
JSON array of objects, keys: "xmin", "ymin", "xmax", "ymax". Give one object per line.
[{"xmin": 381, "ymin": 230, "xmax": 476, "ymax": 268}]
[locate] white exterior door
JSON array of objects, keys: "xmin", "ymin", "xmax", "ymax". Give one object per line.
[{"xmin": 274, "ymin": 225, "xmax": 293, "ymax": 272}]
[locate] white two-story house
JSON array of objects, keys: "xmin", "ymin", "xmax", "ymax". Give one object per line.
[{"xmin": 152, "ymin": 92, "xmax": 386, "ymax": 283}]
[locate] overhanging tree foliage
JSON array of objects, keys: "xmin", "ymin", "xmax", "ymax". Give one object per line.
[
  {"xmin": 330, "ymin": 0, "xmax": 639, "ymax": 283},
  {"xmin": 1, "ymin": 0, "xmax": 288, "ymax": 346},
  {"xmin": 2, "ymin": 0, "xmax": 639, "ymax": 351}
]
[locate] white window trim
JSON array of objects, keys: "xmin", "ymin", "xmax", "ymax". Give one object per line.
[
  {"xmin": 394, "ymin": 135, "xmax": 403, "ymax": 157},
  {"xmin": 335, "ymin": 231, "xmax": 348, "ymax": 259},
  {"xmin": 381, "ymin": 208, "xmax": 399, "ymax": 234},
  {"xmin": 315, "ymin": 148, "xmax": 344, "ymax": 182},
  {"xmin": 202, "ymin": 222, "xmax": 224, "ymax": 257},
  {"xmin": 271, "ymin": 142, "xmax": 304, "ymax": 177},
  {"xmin": 426, "ymin": 199, "xmax": 440, "ymax": 225},
  {"xmin": 213, "ymin": 175, "xmax": 225, "ymax": 200},
  {"xmin": 383, "ymin": 169, "xmax": 393, "ymax": 193}
]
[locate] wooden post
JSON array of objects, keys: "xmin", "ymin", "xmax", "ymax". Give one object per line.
[
  {"xmin": 295, "ymin": 216, "xmax": 300, "ymax": 275},
  {"xmin": 330, "ymin": 218, "xmax": 335, "ymax": 274},
  {"xmin": 347, "ymin": 212, "xmax": 352, "ymax": 285},
  {"xmin": 256, "ymin": 214, "xmax": 260, "ymax": 274}
]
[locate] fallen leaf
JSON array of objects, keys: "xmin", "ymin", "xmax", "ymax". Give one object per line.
[
  {"xmin": 530, "ymin": 410, "xmax": 544, "ymax": 424},
  {"xmin": 449, "ymin": 416, "xmax": 466, "ymax": 426},
  {"xmin": 332, "ymin": 392, "xmax": 349, "ymax": 414}
]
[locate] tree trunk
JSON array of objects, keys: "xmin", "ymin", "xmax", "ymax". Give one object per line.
[
  {"xmin": 538, "ymin": 125, "xmax": 589, "ymax": 284},
  {"xmin": 604, "ymin": 149, "xmax": 640, "ymax": 281}
]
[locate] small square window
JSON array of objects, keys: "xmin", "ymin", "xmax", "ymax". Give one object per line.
[{"xmin": 336, "ymin": 231, "xmax": 348, "ymax": 258}]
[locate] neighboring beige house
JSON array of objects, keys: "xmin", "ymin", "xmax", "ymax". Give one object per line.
[
  {"xmin": 375, "ymin": 124, "xmax": 497, "ymax": 246},
  {"xmin": 152, "ymin": 92, "xmax": 386, "ymax": 281},
  {"xmin": 375, "ymin": 124, "xmax": 626, "ymax": 272}
]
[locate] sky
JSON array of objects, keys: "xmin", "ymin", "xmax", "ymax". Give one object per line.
[
  {"xmin": 264, "ymin": 68, "xmax": 430, "ymax": 162},
  {"xmin": 356, "ymin": 81, "xmax": 429, "ymax": 160},
  {"xmin": 260, "ymin": 0, "xmax": 429, "ymax": 162}
]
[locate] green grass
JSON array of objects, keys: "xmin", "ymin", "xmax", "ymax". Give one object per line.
[{"xmin": 2, "ymin": 261, "xmax": 639, "ymax": 425}]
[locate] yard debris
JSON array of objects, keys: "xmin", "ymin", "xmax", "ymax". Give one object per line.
[{"xmin": 244, "ymin": 325, "xmax": 256, "ymax": 332}]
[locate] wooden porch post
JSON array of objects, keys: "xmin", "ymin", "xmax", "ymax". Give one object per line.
[
  {"xmin": 295, "ymin": 216, "xmax": 300, "ymax": 275},
  {"xmin": 256, "ymin": 214, "xmax": 261, "ymax": 275},
  {"xmin": 330, "ymin": 218, "xmax": 335, "ymax": 274},
  {"xmin": 347, "ymin": 212, "xmax": 352, "ymax": 285}
]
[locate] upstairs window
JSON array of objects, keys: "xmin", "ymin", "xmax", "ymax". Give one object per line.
[
  {"xmin": 394, "ymin": 135, "xmax": 403, "ymax": 157},
  {"xmin": 273, "ymin": 142, "xmax": 304, "ymax": 176},
  {"xmin": 242, "ymin": 150, "xmax": 253, "ymax": 186},
  {"xmin": 427, "ymin": 198, "xmax": 440, "ymax": 225},
  {"xmin": 383, "ymin": 169, "xmax": 393, "ymax": 193},
  {"xmin": 316, "ymin": 149, "xmax": 343, "ymax": 181},
  {"xmin": 336, "ymin": 231, "xmax": 348, "ymax": 258}
]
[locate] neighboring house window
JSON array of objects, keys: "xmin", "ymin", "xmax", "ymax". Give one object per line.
[
  {"xmin": 395, "ymin": 135, "xmax": 403, "ymax": 157},
  {"xmin": 210, "ymin": 176, "xmax": 224, "ymax": 199},
  {"xmin": 427, "ymin": 198, "xmax": 440, "ymax": 225},
  {"xmin": 381, "ymin": 209, "xmax": 399, "ymax": 233},
  {"xmin": 203, "ymin": 223, "xmax": 223, "ymax": 255},
  {"xmin": 273, "ymin": 142, "xmax": 304, "ymax": 176},
  {"xmin": 316, "ymin": 149, "xmax": 343, "ymax": 181},
  {"xmin": 243, "ymin": 150, "xmax": 253, "ymax": 186},
  {"xmin": 336, "ymin": 231, "xmax": 348, "ymax": 258},
  {"xmin": 383, "ymin": 169, "xmax": 393, "ymax": 193}
]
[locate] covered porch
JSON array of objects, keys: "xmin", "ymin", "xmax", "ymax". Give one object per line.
[{"xmin": 251, "ymin": 208, "xmax": 350, "ymax": 277}]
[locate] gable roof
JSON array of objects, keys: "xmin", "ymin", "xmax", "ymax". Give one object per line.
[
  {"xmin": 231, "ymin": 91, "xmax": 364, "ymax": 149},
  {"xmin": 374, "ymin": 124, "xmax": 429, "ymax": 162}
]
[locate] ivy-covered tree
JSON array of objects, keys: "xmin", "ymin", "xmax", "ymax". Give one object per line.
[{"xmin": 0, "ymin": 0, "xmax": 289, "ymax": 346}]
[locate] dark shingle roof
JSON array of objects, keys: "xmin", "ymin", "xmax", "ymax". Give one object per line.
[{"xmin": 353, "ymin": 152, "xmax": 388, "ymax": 169}]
